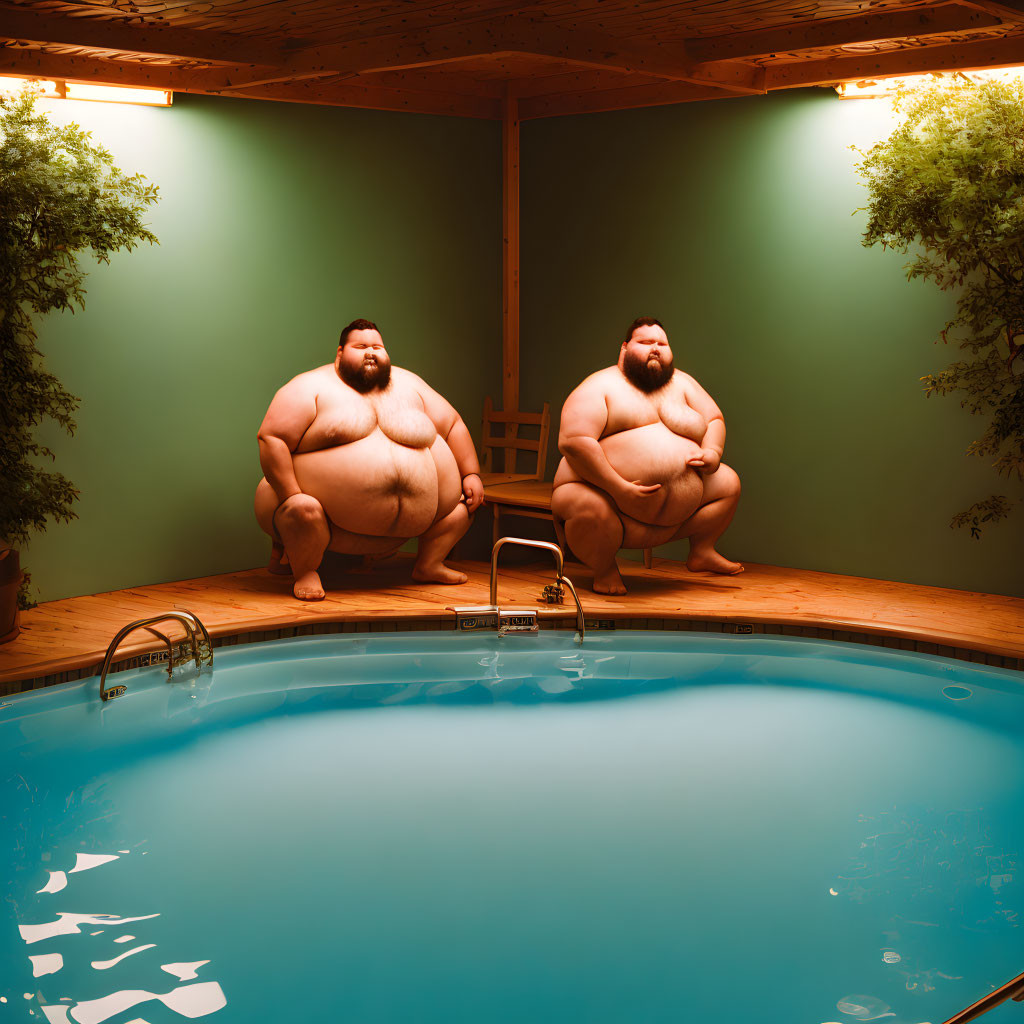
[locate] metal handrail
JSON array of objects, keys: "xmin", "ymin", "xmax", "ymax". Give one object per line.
[
  {"xmin": 490, "ymin": 537, "xmax": 563, "ymax": 604},
  {"xmin": 176, "ymin": 609, "xmax": 214, "ymax": 661},
  {"xmin": 490, "ymin": 537, "xmax": 584, "ymax": 642},
  {"xmin": 942, "ymin": 969, "xmax": 1024, "ymax": 1024},
  {"xmin": 555, "ymin": 574, "xmax": 585, "ymax": 644},
  {"xmin": 99, "ymin": 610, "xmax": 213, "ymax": 702}
]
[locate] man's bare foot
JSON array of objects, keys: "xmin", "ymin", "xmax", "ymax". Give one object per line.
[
  {"xmin": 593, "ymin": 567, "xmax": 627, "ymax": 595},
  {"xmin": 686, "ymin": 550, "xmax": 744, "ymax": 575},
  {"xmin": 268, "ymin": 545, "xmax": 291, "ymax": 576},
  {"xmin": 293, "ymin": 570, "xmax": 326, "ymax": 600},
  {"xmin": 411, "ymin": 562, "xmax": 468, "ymax": 585}
]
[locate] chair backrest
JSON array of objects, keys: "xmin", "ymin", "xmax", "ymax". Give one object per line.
[{"xmin": 480, "ymin": 396, "xmax": 551, "ymax": 479}]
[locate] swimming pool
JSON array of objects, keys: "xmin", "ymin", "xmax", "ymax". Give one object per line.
[{"xmin": 2, "ymin": 631, "xmax": 1022, "ymax": 1023}]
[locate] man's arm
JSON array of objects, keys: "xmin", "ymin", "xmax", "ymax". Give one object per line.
[
  {"xmin": 681, "ymin": 375, "xmax": 726, "ymax": 473},
  {"xmin": 559, "ymin": 378, "xmax": 660, "ymax": 502},
  {"xmin": 256, "ymin": 376, "xmax": 318, "ymax": 505},
  {"xmin": 414, "ymin": 375, "xmax": 484, "ymax": 512}
]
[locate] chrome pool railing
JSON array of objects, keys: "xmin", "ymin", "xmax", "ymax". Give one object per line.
[
  {"xmin": 490, "ymin": 537, "xmax": 584, "ymax": 643},
  {"xmin": 98, "ymin": 610, "xmax": 213, "ymax": 702},
  {"xmin": 941, "ymin": 968, "xmax": 1024, "ymax": 1024},
  {"xmin": 452, "ymin": 537, "xmax": 585, "ymax": 643}
]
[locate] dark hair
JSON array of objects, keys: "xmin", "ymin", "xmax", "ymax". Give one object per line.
[
  {"xmin": 339, "ymin": 318, "xmax": 381, "ymax": 348},
  {"xmin": 624, "ymin": 317, "xmax": 665, "ymax": 344}
]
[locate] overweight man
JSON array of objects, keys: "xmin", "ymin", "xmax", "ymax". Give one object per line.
[
  {"xmin": 551, "ymin": 317, "xmax": 742, "ymax": 594},
  {"xmin": 255, "ymin": 319, "xmax": 483, "ymax": 600}
]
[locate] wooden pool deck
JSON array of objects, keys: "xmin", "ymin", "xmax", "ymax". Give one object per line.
[{"xmin": 1, "ymin": 554, "xmax": 1022, "ymax": 695}]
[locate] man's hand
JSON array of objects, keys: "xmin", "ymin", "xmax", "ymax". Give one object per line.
[
  {"xmin": 462, "ymin": 473, "xmax": 484, "ymax": 512},
  {"xmin": 615, "ymin": 479, "xmax": 662, "ymax": 504},
  {"xmin": 686, "ymin": 448, "xmax": 721, "ymax": 473}
]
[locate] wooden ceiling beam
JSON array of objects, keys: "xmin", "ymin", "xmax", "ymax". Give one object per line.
[
  {"xmin": 198, "ymin": 3, "xmax": 561, "ymax": 89},
  {"xmin": 0, "ymin": 7, "xmax": 284, "ymax": 67},
  {"xmin": 956, "ymin": 0, "xmax": 1024, "ymax": 22},
  {"xmin": 496, "ymin": 18, "xmax": 762, "ymax": 93},
  {"xmin": 0, "ymin": 45, "xmax": 500, "ymax": 117},
  {"xmin": 219, "ymin": 79, "xmax": 501, "ymax": 118},
  {"xmin": 219, "ymin": 15, "xmax": 763, "ymax": 95},
  {"xmin": 504, "ymin": 68, "xmax": 666, "ymax": 99},
  {"xmin": 0, "ymin": 45, "xmax": 233, "ymax": 91},
  {"xmin": 686, "ymin": 3, "xmax": 1003, "ymax": 62},
  {"xmin": 519, "ymin": 80, "xmax": 732, "ymax": 119},
  {"xmin": 211, "ymin": 18, "xmax": 511, "ymax": 89},
  {"xmin": 766, "ymin": 31, "xmax": 1024, "ymax": 88},
  {"xmin": 353, "ymin": 68, "xmax": 508, "ymax": 99},
  {"xmin": 340, "ymin": 0, "xmax": 549, "ymax": 37}
]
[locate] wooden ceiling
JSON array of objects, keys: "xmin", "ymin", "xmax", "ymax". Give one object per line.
[{"xmin": 2, "ymin": 0, "xmax": 1024, "ymax": 118}]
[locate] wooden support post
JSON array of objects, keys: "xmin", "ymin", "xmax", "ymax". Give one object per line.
[{"xmin": 502, "ymin": 87, "xmax": 521, "ymax": 473}]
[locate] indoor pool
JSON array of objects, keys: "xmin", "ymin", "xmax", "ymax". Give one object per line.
[{"xmin": 2, "ymin": 631, "xmax": 1022, "ymax": 1024}]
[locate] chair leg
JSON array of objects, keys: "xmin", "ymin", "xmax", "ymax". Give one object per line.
[
  {"xmin": 492, "ymin": 505, "xmax": 501, "ymax": 548},
  {"xmin": 643, "ymin": 548, "xmax": 653, "ymax": 569}
]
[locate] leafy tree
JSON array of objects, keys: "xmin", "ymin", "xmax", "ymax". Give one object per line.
[
  {"xmin": 1, "ymin": 85, "xmax": 159, "ymax": 605},
  {"xmin": 855, "ymin": 74, "xmax": 1024, "ymax": 537}
]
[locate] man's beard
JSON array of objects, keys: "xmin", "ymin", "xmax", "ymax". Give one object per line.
[
  {"xmin": 338, "ymin": 358, "xmax": 391, "ymax": 393},
  {"xmin": 622, "ymin": 350, "xmax": 673, "ymax": 392}
]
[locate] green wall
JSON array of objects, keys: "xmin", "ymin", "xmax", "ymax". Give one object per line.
[
  {"xmin": 520, "ymin": 88, "xmax": 1024, "ymax": 598},
  {"xmin": 26, "ymin": 93, "xmax": 501, "ymax": 602},
  {"xmin": 20, "ymin": 86, "xmax": 1024, "ymax": 602}
]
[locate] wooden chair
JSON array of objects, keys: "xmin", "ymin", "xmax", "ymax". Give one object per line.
[
  {"xmin": 480, "ymin": 398, "xmax": 552, "ymax": 544},
  {"xmin": 480, "ymin": 396, "xmax": 550, "ymax": 484},
  {"xmin": 478, "ymin": 398, "xmax": 653, "ymax": 567}
]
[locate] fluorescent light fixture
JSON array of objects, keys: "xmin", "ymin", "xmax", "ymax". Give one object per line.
[
  {"xmin": 0, "ymin": 75, "xmax": 59, "ymax": 96},
  {"xmin": 0, "ymin": 75, "xmax": 171, "ymax": 106},
  {"xmin": 64, "ymin": 82, "xmax": 172, "ymax": 106},
  {"xmin": 836, "ymin": 65, "xmax": 1024, "ymax": 99}
]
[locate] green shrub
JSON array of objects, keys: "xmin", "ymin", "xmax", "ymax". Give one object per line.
[
  {"xmin": 0, "ymin": 86, "xmax": 159, "ymax": 605},
  {"xmin": 855, "ymin": 75, "xmax": 1023, "ymax": 536}
]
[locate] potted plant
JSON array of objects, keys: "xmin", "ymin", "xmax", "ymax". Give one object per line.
[
  {"xmin": 1, "ymin": 85, "xmax": 159, "ymax": 641},
  {"xmin": 855, "ymin": 74, "xmax": 1024, "ymax": 536}
]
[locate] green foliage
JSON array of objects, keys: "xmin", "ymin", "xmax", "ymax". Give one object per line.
[
  {"xmin": 855, "ymin": 75, "xmax": 1024, "ymax": 535},
  {"xmin": 18, "ymin": 569, "xmax": 33, "ymax": 611},
  {"xmin": 949, "ymin": 494, "xmax": 1015, "ymax": 540},
  {"xmin": 0, "ymin": 86, "xmax": 159, "ymax": 604}
]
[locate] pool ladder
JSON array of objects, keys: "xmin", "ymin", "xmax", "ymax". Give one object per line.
[
  {"xmin": 98, "ymin": 610, "xmax": 213, "ymax": 701},
  {"xmin": 452, "ymin": 537, "xmax": 585, "ymax": 644},
  {"xmin": 941, "ymin": 967, "xmax": 1024, "ymax": 1024}
]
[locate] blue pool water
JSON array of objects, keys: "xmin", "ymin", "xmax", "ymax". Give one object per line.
[{"xmin": 1, "ymin": 631, "xmax": 1022, "ymax": 1024}]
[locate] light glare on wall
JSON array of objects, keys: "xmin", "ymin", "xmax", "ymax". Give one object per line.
[
  {"xmin": 836, "ymin": 66, "xmax": 1024, "ymax": 99},
  {"xmin": 0, "ymin": 75, "xmax": 171, "ymax": 106}
]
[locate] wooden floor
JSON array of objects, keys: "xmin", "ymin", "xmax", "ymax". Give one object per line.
[{"xmin": 2, "ymin": 553, "xmax": 1023, "ymax": 691}]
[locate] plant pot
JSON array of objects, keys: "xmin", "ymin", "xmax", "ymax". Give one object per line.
[{"xmin": 0, "ymin": 548, "xmax": 23, "ymax": 645}]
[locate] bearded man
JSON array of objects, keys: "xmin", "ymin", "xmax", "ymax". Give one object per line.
[
  {"xmin": 551, "ymin": 317, "xmax": 742, "ymax": 595},
  {"xmin": 254, "ymin": 319, "xmax": 483, "ymax": 600}
]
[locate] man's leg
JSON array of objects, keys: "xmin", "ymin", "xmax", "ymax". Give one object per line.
[
  {"xmin": 671, "ymin": 464, "xmax": 743, "ymax": 574},
  {"xmin": 274, "ymin": 494, "xmax": 332, "ymax": 600},
  {"xmin": 552, "ymin": 482, "xmax": 626, "ymax": 594},
  {"xmin": 268, "ymin": 542, "xmax": 290, "ymax": 575},
  {"xmin": 255, "ymin": 478, "xmax": 292, "ymax": 575},
  {"xmin": 256, "ymin": 479, "xmax": 409, "ymax": 594},
  {"xmin": 412, "ymin": 502, "xmax": 472, "ymax": 585}
]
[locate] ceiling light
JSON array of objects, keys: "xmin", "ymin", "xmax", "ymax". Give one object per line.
[
  {"xmin": 64, "ymin": 82, "xmax": 172, "ymax": 106},
  {"xmin": 836, "ymin": 65, "xmax": 1024, "ymax": 99},
  {"xmin": 0, "ymin": 75, "xmax": 171, "ymax": 106},
  {"xmin": 0, "ymin": 76, "xmax": 59, "ymax": 97}
]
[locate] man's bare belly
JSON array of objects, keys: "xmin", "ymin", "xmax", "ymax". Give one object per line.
[
  {"xmin": 554, "ymin": 422, "xmax": 704, "ymax": 527},
  {"xmin": 290, "ymin": 430, "xmax": 462, "ymax": 538}
]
